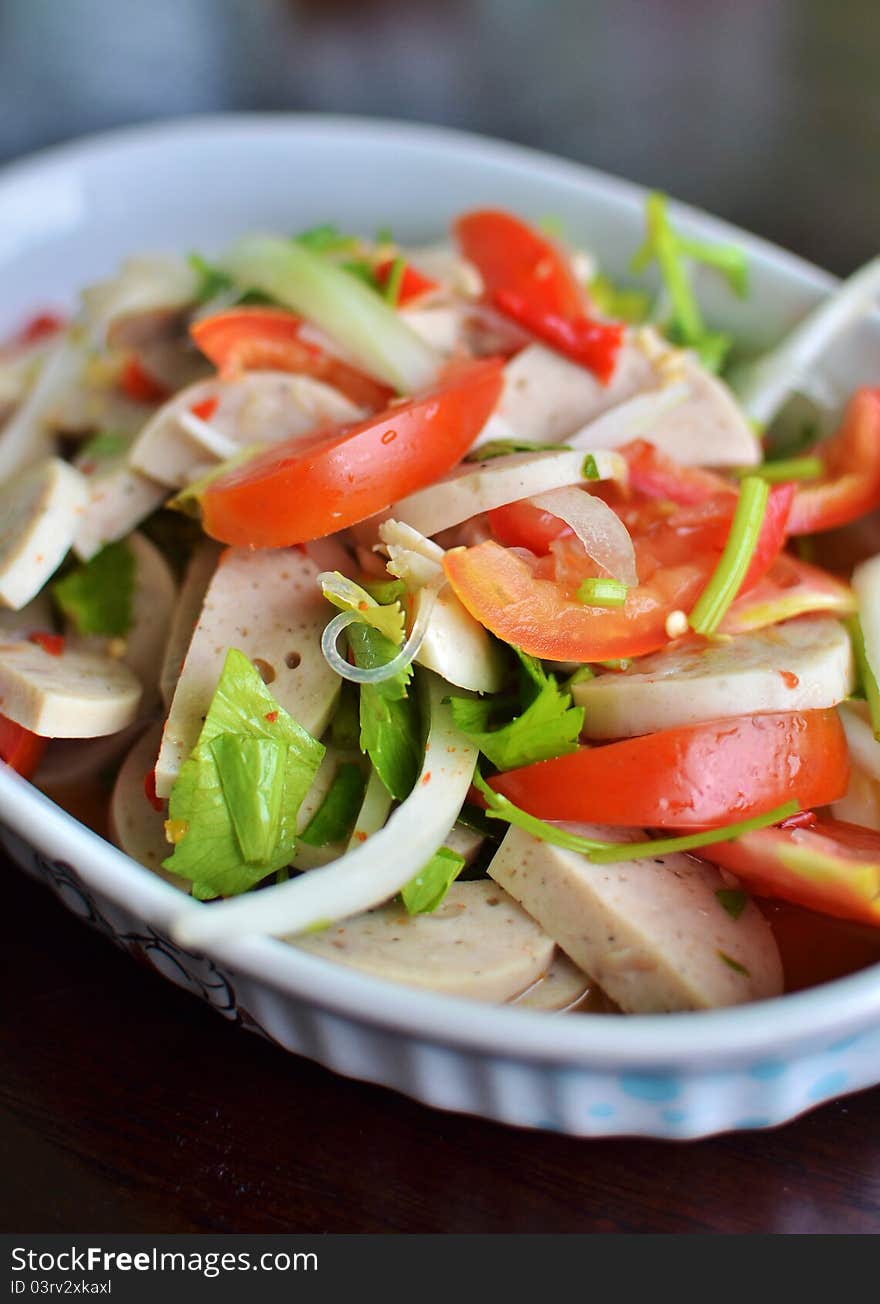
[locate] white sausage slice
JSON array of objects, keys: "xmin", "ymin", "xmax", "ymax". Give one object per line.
[
  {"xmin": 129, "ymin": 371, "xmax": 362, "ymax": 489},
  {"xmin": 74, "ymin": 532, "xmax": 177, "ymax": 711},
  {"xmin": 159, "ymin": 541, "xmax": 222, "ymax": 710},
  {"xmin": 0, "ymin": 458, "xmax": 88, "ymax": 609},
  {"xmin": 391, "ymin": 448, "xmax": 624, "ymax": 538},
  {"xmin": 0, "ymin": 638, "xmax": 142, "ymax": 737},
  {"xmin": 155, "ymin": 547, "xmax": 340, "ymax": 797},
  {"xmin": 512, "ymin": 951, "xmax": 592, "ymax": 1011},
  {"xmin": 473, "ymin": 334, "xmax": 759, "ymax": 467},
  {"xmin": 72, "ymin": 462, "xmax": 167, "ymax": 561},
  {"xmin": 109, "ymin": 723, "xmax": 189, "ymax": 890},
  {"xmin": 575, "ymin": 617, "xmax": 853, "ymax": 739},
  {"xmin": 488, "ymin": 826, "xmax": 783, "ymax": 1012},
  {"xmin": 292, "ymin": 880, "xmax": 556, "ymax": 1002}
]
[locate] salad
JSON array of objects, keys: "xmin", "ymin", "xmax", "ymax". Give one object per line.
[{"xmin": 2, "ymin": 200, "xmax": 880, "ymax": 1015}]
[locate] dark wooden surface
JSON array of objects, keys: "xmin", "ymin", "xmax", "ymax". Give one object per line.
[
  {"xmin": 3, "ymin": 857, "xmax": 879, "ymax": 1234},
  {"xmin": 3, "ymin": 0, "xmax": 880, "ymax": 1236}
]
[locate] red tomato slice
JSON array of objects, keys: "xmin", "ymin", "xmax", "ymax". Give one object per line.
[
  {"xmin": 120, "ymin": 357, "xmax": 171, "ymax": 405},
  {"xmin": 721, "ymin": 553, "xmax": 856, "ymax": 634},
  {"xmin": 444, "ymin": 537, "xmax": 713, "ymax": 661},
  {"xmin": 489, "ymin": 710, "xmax": 849, "ymax": 829},
  {"xmin": 787, "ymin": 387, "xmax": 880, "ymax": 535},
  {"xmin": 373, "ymin": 259, "xmax": 438, "ymax": 305},
  {"xmin": 702, "ymin": 819, "xmax": 880, "ymax": 927},
  {"xmin": 492, "ymin": 290, "xmax": 624, "ymax": 383},
  {"xmin": 14, "ymin": 312, "xmax": 66, "ymax": 348},
  {"xmin": 0, "ymin": 716, "xmax": 47, "ymax": 779},
  {"xmin": 619, "ymin": 439, "xmax": 733, "ymax": 505},
  {"xmin": 191, "ymin": 307, "xmax": 394, "ymax": 410},
  {"xmin": 455, "ymin": 210, "xmax": 624, "ymax": 382},
  {"xmin": 200, "ymin": 357, "xmax": 504, "ymax": 547},
  {"xmin": 455, "ymin": 209, "xmax": 585, "ymax": 318}
]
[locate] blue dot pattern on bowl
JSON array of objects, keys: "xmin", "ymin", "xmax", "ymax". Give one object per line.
[
  {"xmin": 618, "ymin": 1073, "xmax": 680, "ymax": 1102},
  {"xmin": 806, "ymin": 1070, "xmax": 849, "ymax": 1101}
]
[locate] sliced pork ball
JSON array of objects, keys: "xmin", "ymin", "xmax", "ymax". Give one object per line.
[
  {"xmin": 574, "ymin": 617, "xmax": 854, "ymax": 739},
  {"xmin": 292, "ymin": 880, "xmax": 556, "ymax": 1002},
  {"xmin": 488, "ymin": 826, "xmax": 783, "ymax": 1012},
  {"xmin": 154, "ymin": 547, "xmax": 340, "ymax": 797}
]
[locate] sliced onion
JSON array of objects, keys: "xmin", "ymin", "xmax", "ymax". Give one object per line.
[
  {"xmin": 171, "ymin": 674, "xmax": 477, "ymax": 945},
  {"xmin": 528, "ymin": 486, "xmax": 637, "ymax": 586},
  {"xmin": 321, "ymin": 573, "xmax": 446, "ymax": 685},
  {"xmin": 176, "ymin": 409, "xmax": 239, "ymax": 459}
]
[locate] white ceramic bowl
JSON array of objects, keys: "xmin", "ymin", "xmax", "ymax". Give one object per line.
[{"xmin": 2, "ymin": 115, "xmax": 879, "ymax": 1140}]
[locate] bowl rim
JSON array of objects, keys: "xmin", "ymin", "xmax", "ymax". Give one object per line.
[{"xmin": 1, "ymin": 112, "xmax": 876, "ymax": 1072}]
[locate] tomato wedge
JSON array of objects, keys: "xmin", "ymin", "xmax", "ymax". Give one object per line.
[
  {"xmin": 444, "ymin": 537, "xmax": 713, "ymax": 661},
  {"xmin": 200, "ymin": 357, "xmax": 504, "ymax": 547},
  {"xmin": 455, "ymin": 209, "xmax": 585, "ymax": 318},
  {"xmin": 0, "ymin": 715, "xmax": 47, "ymax": 779},
  {"xmin": 702, "ymin": 819, "xmax": 880, "ymax": 926},
  {"xmin": 120, "ymin": 356, "xmax": 171, "ymax": 405},
  {"xmin": 191, "ymin": 307, "xmax": 394, "ymax": 410},
  {"xmin": 721, "ymin": 553, "xmax": 856, "ymax": 634},
  {"xmin": 489, "ymin": 710, "xmax": 849, "ymax": 829},
  {"xmin": 373, "ymin": 259, "xmax": 438, "ymax": 305},
  {"xmin": 455, "ymin": 209, "xmax": 623, "ymax": 382},
  {"xmin": 787, "ymin": 387, "xmax": 880, "ymax": 535},
  {"xmin": 619, "ymin": 439, "xmax": 733, "ymax": 505}
]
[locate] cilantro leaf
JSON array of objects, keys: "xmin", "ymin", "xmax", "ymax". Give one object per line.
[
  {"xmin": 163, "ymin": 649, "xmax": 324, "ymax": 898},
  {"xmin": 401, "ymin": 846, "xmax": 466, "ymax": 914},
  {"xmin": 320, "ymin": 571, "xmax": 405, "ymax": 644},
  {"xmin": 629, "ymin": 192, "xmax": 746, "ymax": 373},
  {"xmin": 588, "ymin": 274, "xmax": 652, "ymax": 323},
  {"xmin": 466, "ymin": 438, "xmax": 573, "ymax": 462},
  {"xmin": 449, "ymin": 650, "xmax": 583, "ymax": 771},
  {"xmin": 52, "ymin": 540, "xmax": 135, "ymax": 637},
  {"xmin": 715, "ymin": 888, "xmax": 749, "ymax": 920},
  {"xmin": 349, "ymin": 623, "xmax": 421, "ymax": 801},
  {"xmin": 300, "ymin": 762, "xmax": 367, "ymax": 848}
]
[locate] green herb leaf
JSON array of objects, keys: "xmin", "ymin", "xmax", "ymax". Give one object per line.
[
  {"xmin": 349, "ymin": 624, "xmax": 421, "ymax": 800},
  {"xmin": 77, "ymin": 430, "xmax": 129, "ymax": 463},
  {"xmin": 210, "ymin": 734, "xmax": 287, "ymax": 864},
  {"xmin": 295, "ymin": 224, "xmax": 360, "ymax": 255},
  {"xmin": 718, "ymin": 951, "xmax": 751, "ymax": 977},
  {"xmin": 629, "ymin": 192, "xmax": 746, "ymax": 372},
  {"xmin": 52, "ymin": 540, "xmax": 135, "ymax": 637},
  {"xmin": 163, "ymin": 649, "xmax": 324, "ymax": 897},
  {"xmin": 320, "ymin": 571, "xmax": 405, "ymax": 645},
  {"xmin": 689, "ymin": 475, "xmax": 770, "ymax": 636},
  {"xmin": 473, "ymin": 770, "xmax": 799, "ymax": 863},
  {"xmin": 576, "ymin": 577, "xmax": 628, "ymax": 608},
  {"xmin": 732, "ymin": 456, "xmax": 823, "ymax": 484},
  {"xmin": 401, "ymin": 846, "xmax": 466, "ymax": 914},
  {"xmin": 466, "ymin": 438, "xmax": 573, "ymax": 462},
  {"xmin": 588, "ymin": 274, "xmax": 652, "ymax": 324},
  {"xmin": 847, "ymin": 616, "xmax": 880, "ymax": 741},
  {"xmin": 715, "ymin": 888, "xmax": 749, "ymax": 920},
  {"xmin": 581, "ymin": 453, "xmax": 601, "ymax": 480},
  {"xmin": 300, "ymin": 762, "xmax": 367, "ymax": 848},
  {"xmin": 450, "ymin": 651, "xmax": 584, "ymax": 771},
  {"xmin": 329, "ymin": 682, "xmax": 361, "ymax": 751},
  {"xmin": 188, "ymin": 252, "xmax": 235, "ymax": 303},
  {"xmin": 383, "ymin": 255, "xmax": 407, "ymax": 306}
]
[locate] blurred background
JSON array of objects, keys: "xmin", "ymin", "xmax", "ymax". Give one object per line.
[{"xmin": 0, "ymin": 0, "xmax": 877, "ymax": 274}]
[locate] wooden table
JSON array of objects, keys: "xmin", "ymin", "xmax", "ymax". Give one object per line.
[{"xmin": 3, "ymin": 857, "xmax": 878, "ymax": 1233}]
